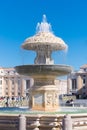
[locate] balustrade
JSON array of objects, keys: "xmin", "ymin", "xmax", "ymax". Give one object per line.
[{"xmin": 0, "ymin": 114, "xmax": 87, "ymax": 130}]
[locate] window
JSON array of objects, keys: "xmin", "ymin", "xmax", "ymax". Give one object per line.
[
  {"xmin": 18, "ymin": 80, "xmax": 20, "ymax": 85},
  {"xmin": 5, "ymin": 92, "xmax": 8, "ymax": 95},
  {"xmin": 0, "ymin": 80, "xmax": 2, "ymax": 85},
  {"xmin": 12, "ymin": 80, "xmax": 14, "ymax": 85},
  {"xmin": 18, "ymin": 92, "xmax": 20, "ymax": 95},
  {"xmin": 6, "ymin": 80, "xmax": 8, "ymax": 85},
  {"xmin": 12, "ymin": 92, "xmax": 14, "ymax": 95},
  {"xmin": 83, "ymin": 79, "xmax": 86, "ymax": 84},
  {"xmin": 83, "ymin": 86, "xmax": 86, "ymax": 89},
  {"xmin": 26, "ymin": 80, "xmax": 30, "ymax": 89}
]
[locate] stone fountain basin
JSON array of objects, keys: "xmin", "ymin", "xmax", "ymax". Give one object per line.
[{"xmin": 15, "ymin": 65, "xmax": 72, "ymax": 77}]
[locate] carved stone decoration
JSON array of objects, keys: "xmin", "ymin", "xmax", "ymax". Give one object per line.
[
  {"xmin": 53, "ymin": 93, "xmax": 58, "ymax": 106},
  {"xmin": 46, "ymin": 92, "xmax": 54, "ymax": 106}
]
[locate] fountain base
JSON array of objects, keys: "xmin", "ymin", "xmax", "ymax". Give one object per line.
[
  {"xmin": 15, "ymin": 65, "xmax": 72, "ymax": 111},
  {"xmin": 29, "ymin": 85, "xmax": 59, "ymax": 111}
]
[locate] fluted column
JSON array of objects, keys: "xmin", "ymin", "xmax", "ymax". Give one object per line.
[
  {"xmin": 67, "ymin": 77, "xmax": 72, "ymax": 94},
  {"xmin": 77, "ymin": 75, "xmax": 83, "ymax": 94}
]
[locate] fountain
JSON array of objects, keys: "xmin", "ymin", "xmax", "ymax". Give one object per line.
[{"xmin": 15, "ymin": 15, "xmax": 72, "ymax": 112}]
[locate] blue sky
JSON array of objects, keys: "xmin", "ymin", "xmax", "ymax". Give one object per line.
[{"xmin": 0, "ymin": 0, "xmax": 87, "ymax": 71}]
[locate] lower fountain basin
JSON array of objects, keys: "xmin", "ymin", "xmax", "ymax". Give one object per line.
[
  {"xmin": 0, "ymin": 106, "xmax": 86, "ymax": 114},
  {"xmin": 15, "ymin": 64, "xmax": 72, "ymax": 77}
]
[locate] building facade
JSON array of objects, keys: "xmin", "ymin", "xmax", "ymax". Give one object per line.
[
  {"xmin": 0, "ymin": 67, "xmax": 33, "ymax": 97},
  {"xmin": 0, "ymin": 67, "xmax": 67, "ymax": 98},
  {"xmin": 55, "ymin": 79, "xmax": 67, "ymax": 95},
  {"xmin": 67, "ymin": 64, "xmax": 87, "ymax": 99}
]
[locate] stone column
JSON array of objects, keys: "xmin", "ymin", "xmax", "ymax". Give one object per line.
[
  {"xmin": 62, "ymin": 114, "xmax": 72, "ymax": 130},
  {"xmin": 67, "ymin": 77, "xmax": 72, "ymax": 94},
  {"xmin": 19, "ymin": 115, "xmax": 26, "ymax": 130},
  {"xmin": 77, "ymin": 75, "xmax": 83, "ymax": 95},
  {"xmin": 30, "ymin": 78, "xmax": 34, "ymax": 87},
  {"xmin": 8, "ymin": 78, "xmax": 12, "ymax": 97},
  {"xmin": 14, "ymin": 77, "xmax": 18, "ymax": 97}
]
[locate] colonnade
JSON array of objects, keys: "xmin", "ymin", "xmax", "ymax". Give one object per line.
[{"xmin": 2, "ymin": 76, "xmax": 32, "ymax": 97}]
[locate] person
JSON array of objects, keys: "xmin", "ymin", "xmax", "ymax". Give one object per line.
[
  {"xmin": 5, "ymin": 97, "xmax": 9, "ymax": 107},
  {"xmin": 66, "ymin": 100, "xmax": 70, "ymax": 106},
  {"xmin": 5, "ymin": 101, "xmax": 8, "ymax": 107},
  {"xmin": 70, "ymin": 99, "xmax": 74, "ymax": 106},
  {"xmin": 66, "ymin": 100, "xmax": 70, "ymax": 104}
]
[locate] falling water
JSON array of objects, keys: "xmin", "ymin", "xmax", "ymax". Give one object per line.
[
  {"xmin": 36, "ymin": 14, "xmax": 68, "ymax": 52},
  {"xmin": 64, "ymin": 45, "xmax": 68, "ymax": 53}
]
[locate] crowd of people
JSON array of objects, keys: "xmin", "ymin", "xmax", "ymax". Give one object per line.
[{"xmin": 0, "ymin": 96, "xmax": 29, "ymax": 107}]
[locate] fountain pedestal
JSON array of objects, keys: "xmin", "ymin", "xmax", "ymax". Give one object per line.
[{"xmin": 29, "ymin": 74, "xmax": 59, "ymax": 111}]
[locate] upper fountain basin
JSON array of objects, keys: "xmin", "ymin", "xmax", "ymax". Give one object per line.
[
  {"xmin": 15, "ymin": 64, "xmax": 72, "ymax": 77},
  {"xmin": 22, "ymin": 32, "xmax": 67, "ymax": 51}
]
